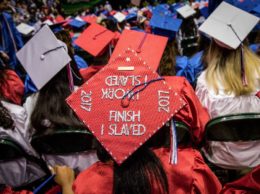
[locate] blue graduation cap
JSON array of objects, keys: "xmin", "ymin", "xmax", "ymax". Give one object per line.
[
  {"xmin": 50, "ymin": 24, "xmax": 63, "ymax": 33},
  {"xmin": 69, "ymin": 19, "xmax": 87, "ymax": 29},
  {"xmin": 225, "ymin": 0, "xmax": 260, "ymax": 12},
  {"xmin": 170, "ymin": 3, "xmax": 185, "ymax": 13},
  {"xmin": 125, "ymin": 13, "xmax": 137, "ymax": 21},
  {"xmin": 200, "ymin": 6, "xmax": 209, "ymax": 18},
  {"xmin": 252, "ymin": 4, "xmax": 260, "ymax": 16},
  {"xmin": 152, "ymin": 4, "xmax": 170, "ymax": 14},
  {"xmin": 101, "ymin": 10, "xmax": 109, "ymax": 16},
  {"xmin": 150, "ymin": 13, "xmax": 182, "ymax": 40}
]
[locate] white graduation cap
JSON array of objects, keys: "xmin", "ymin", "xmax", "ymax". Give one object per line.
[
  {"xmin": 43, "ymin": 19, "xmax": 54, "ymax": 26},
  {"xmin": 113, "ymin": 12, "xmax": 126, "ymax": 23},
  {"xmin": 16, "ymin": 25, "xmax": 71, "ymax": 90},
  {"xmin": 75, "ymin": 16, "xmax": 84, "ymax": 22},
  {"xmin": 33, "ymin": 21, "xmax": 42, "ymax": 32},
  {"xmin": 16, "ymin": 23, "xmax": 35, "ymax": 36},
  {"xmin": 199, "ymin": 2, "xmax": 259, "ymax": 49},
  {"xmin": 176, "ymin": 4, "xmax": 196, "ymax": 19}
]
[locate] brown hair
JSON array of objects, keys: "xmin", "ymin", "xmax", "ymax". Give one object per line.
[{"xmin": 158, "ymin": 41, "xmax": 177, "ymax": 76}]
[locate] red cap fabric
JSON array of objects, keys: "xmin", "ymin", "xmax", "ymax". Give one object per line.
[
  {"xmin": 109, "ymin": 29, "xmax": 168, "ymax": 71},
  {"xmin": 82, "ymin": 15, "xmax": 97, "ymax": 24},
  {"xmin": 74, "ymin": 23, "xmax": 115, "ymax": 56},
  {"xmin": 110, "ymin": 10, "xmax": 117, "ymax": 15},
  {"xmin": 111, "ymin": 31, "xmax": 121, "ymax": 47},
  {"xmin": 67, "ymin": 49, "xmax": 185, "ymax": 165},
  {"xmin": 80, "ymin": 65, "xmax": 105, "ymax": 82},
  {"xmin": 55, "ymin": 15, "xmax": 65, "ymax": 23}
]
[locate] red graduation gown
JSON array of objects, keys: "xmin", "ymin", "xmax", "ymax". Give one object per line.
[
  {"xmin": 220, "ymin": 165, "xmax": 260, "ymax": 194},
  {"xmin": 73, "ymin": 148, "xmax": 222, "ymax": 194},
  {"xmin": 0, "ymin": 70, "xmax": 24, "ymax": 105},
  {"xmin": 164, "ymin": 76, "xmax": 210, "ymax": 145},
  {"xmin": 1, "ymin": 187, "xmax": 32, "ymax": 194}
]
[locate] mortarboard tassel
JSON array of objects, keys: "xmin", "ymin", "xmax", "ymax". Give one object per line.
[
  {"xmin": 240, "ymin": 45, "xmax": 248, "ymax": 86},
  {"xmin": 67, "ymin": 63, "xmax": 74, "ymax": 92},
  {"xmin": 136, "ymin": 33, "xmax": 148, "ymax": 53},
  {"xmin": 121, "ymin": 77, "xmax": 164, "ymax": 108},
  {"xmin": 170, "ymin": 119, "xmax": 178, "ymax": 165},
  {"xmin": 109, "ymin": 44, "xmax": 112, "ymax": 56},
  {"xmin": 40, "ymin": 43, "xmax": 75, "ymax": 92},
  {"xmin": 228, "ymin": 24, "xmax": 248, "ymax": 86},
  {"xmin": 40, "ymin": 45, "xmax": 66, "ymax": 60},
  {"xmin": 93, "ymin": 29, "xmax": 107, "ymax": 40}
]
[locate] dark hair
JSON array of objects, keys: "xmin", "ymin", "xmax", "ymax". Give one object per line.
[
  {"xmin": 101, "ymin": 19, "xmax": 118, "ymax": 32},
  {"xmin": 30, "ymin": 67, "xmax": 84, "ymax": 135},
  {"xmin": 54, "ymin": 30, "xmax": 84, "ymax": 86},
  {"xmin": 158, "ymin": 41, "xmax": 177, "ymax": 76},
  {"xmin": 96, "ymin": 126, "xmax": 170, "ymax": 194},
  {"xmin": 0, "ymin": 101, "xmax": 14, "ymax": 130},
  {"xmin": 31, "ymin": 30, "xmax": 85, "ymax": 135}
]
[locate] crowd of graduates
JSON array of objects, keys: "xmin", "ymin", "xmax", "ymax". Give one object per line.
[{"xmin": 0, "ymin": 0, "xmax": 260, "ymax": 193}]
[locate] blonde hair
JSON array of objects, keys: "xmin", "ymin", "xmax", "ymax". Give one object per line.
[{"xmin": 205, "ymin": 41, "xmax": 260, "ymax": 96}]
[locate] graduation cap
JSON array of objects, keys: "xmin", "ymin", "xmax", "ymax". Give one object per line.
[
  {"xmin": 170, "ymin": 3, "xmax": 184, "ymax": 13},
  {"xmin": 74, "ymin": 23, "xmax": 115, "ymax": 56},
  {"xmin": 82, "ymin": 15, "xmax": 97, "ymax": 24},
  {"xmin": 227, "ymin": 0, "xmax": 260, "ymax": 12},
  {"xmin": 252, "ymin": 4, "xmax": 260, "ymax": 17},
  {"xmin": 66, "ymin": 48, "xmax": 185, "ymax": 165},
  {"xmin": 153, "ymin": 4, "xmax": 170, "ymax": 14},
  {"xmin": 109, "ymin": 29, "xmax": 168, "ymax": 71},
  {"xmin": 113, "ymin": 12, "xmax": 126, "ymax": 23},
  {"xmin": 125, "ymin": 13, "xmax": 138, "ymax": 22},
  {"xmin": 150, "ymin": 12, "xmax": 183, "ymax": 39},
  {"xmin": 199, "ymin": 1, "xmax": 259, "ymax": 49},
  {"xmin": 43, "ymin": 19, "xmax": 54, "ymax": 26},
  {"xmin": 200, "ymin": 6, "xmax": 209, "ymax": 18},
  {"xmin": 69, "ymin": 19, "xmax": 87, "ymax": 29},
  {"xmin": 55, "ymin": 15, "xmax": 65, "ymax": 23},
  {"xmin": 150, "ymin": 13, "xmax": 182, "ymax": 32},
  {"xmin": 176, "ymin": 4, "xmax": 196, "ymax": 19},
  {"xmin": 16, "ymin": 25, "xmax": 71, "ymax": 90},
  {"xmin": 16, "ymin": 23, "xmax": 35, "ymax": 36}
]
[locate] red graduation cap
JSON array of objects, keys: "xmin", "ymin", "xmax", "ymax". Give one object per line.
[
  {"xmin": 74, "ymin": 23, "xmax": 115, "ymax": 56},
  {"xmin": 109, "ymin": 29, "xmax": 168, "ymax": 71},
  {"xmin": 55, "ymin": 15, "xmax": 65, "ymax": 23},
  {"xmin": 66, "ymin": 48, "xmax": 186, "ymax": 165},
  {"xmin": 82, "ymin": 15, "xmax": 97, "ymax": 24}
]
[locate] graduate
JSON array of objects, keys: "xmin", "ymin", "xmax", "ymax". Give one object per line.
[
  {"xmin": 17, "ymin": 25, "xmax": 98, "ymax": 173},
  {"xmin": 75, "ymin": 23, "xmax": 116, "ymax": 81},
  {"xmin": 196, "ymin": 2, "xmax": 260, "ymax": 169},
  {"xmin": 52, "ymin": 35, "xmax": 222, "ymax": 193},
  {"xmin": 0, "ymin": 0, "xmax": 24, "ymax": 73},
  {"xmin": 0, "ymin": 55, "xmax": 45, "ymax": 187}
]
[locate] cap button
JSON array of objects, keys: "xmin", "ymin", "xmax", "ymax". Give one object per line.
[
  {"xmin": 121, "ymin": 98, "xmax": 130, "ymax": 108},
  {"xmin": 136, "ymin": 48, "xmax": 141, "ymax": 53},
  {"xmin": 40, "ymin": 55, "xmax": 45, "ymax": 60}
]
